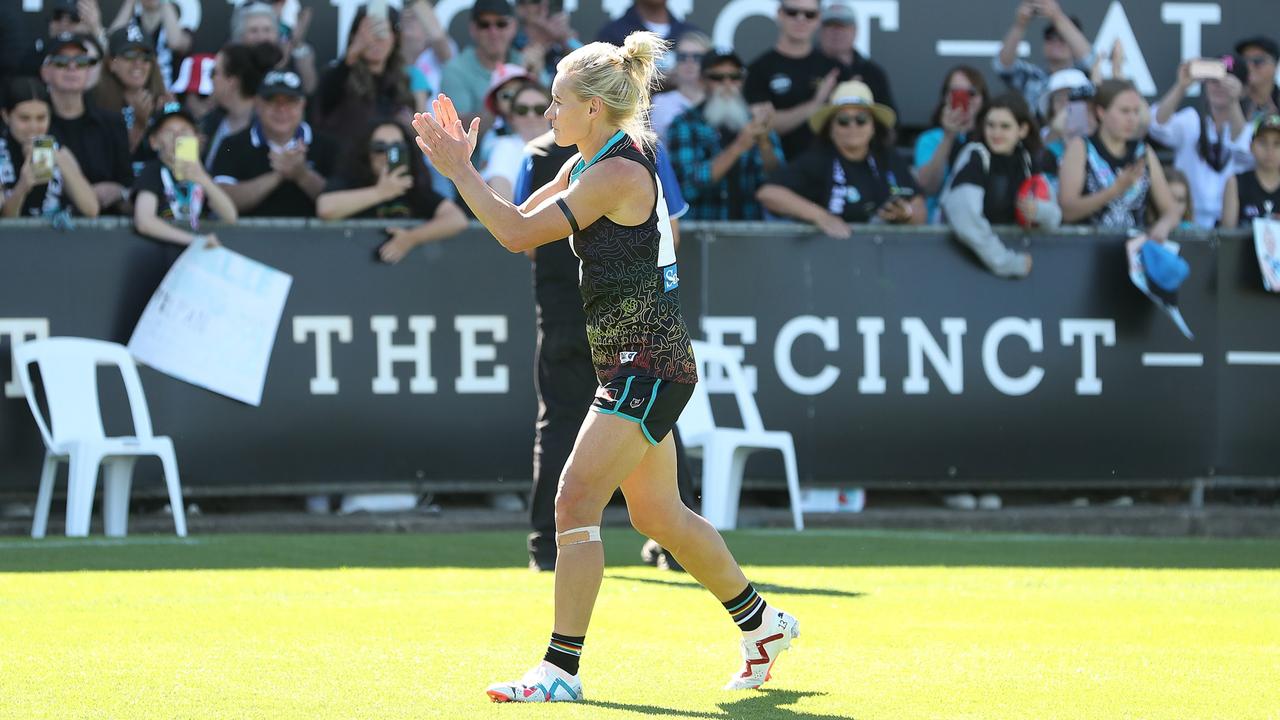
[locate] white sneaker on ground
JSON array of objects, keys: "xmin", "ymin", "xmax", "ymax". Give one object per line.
[
  {"xmin": 486, "ymin": 661, "xmax": 583, "ymax": 703},
  {"xmin": 724, "ymin": 606, "xmax": 800, "ymax": 690}
]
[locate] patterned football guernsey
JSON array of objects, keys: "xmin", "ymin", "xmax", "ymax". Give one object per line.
[{"xmin": 569, "ymin": 138, "xmax": 698, "ymax": 386}]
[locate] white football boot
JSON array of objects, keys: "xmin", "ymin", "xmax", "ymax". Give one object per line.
[
  {"xmin": 486, "ymin": 661, "xmax": 583, "ymax": 703},
  {"xmin": 724, "ymin": 606, "xmax": 801, "ymax": 690}
]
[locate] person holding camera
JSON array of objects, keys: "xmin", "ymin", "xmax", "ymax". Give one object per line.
[
  {"xmin": 914, "ymin": 65, "xmax": 988, "ymax": 221},
  {"xmin": 1058, "ymin": 79, "xmax": 1180, "ymax": 236},
  {"xmin": 942, "ymin": 94, "xmax": 1058, "ymax": 279},
  {"xmin": 316, "ymin": 118, "xmax": 468, "ymax": 263},
  {"xmin": 131, "ymin": 102, "xmax": 237, "ymax": 246},
  {"xmin": 758, "ymin": 80, "xmax": 921, "ymax": 238},
  {"xmin": 317, "ymin": 6, "xmax": 418, "ymax": 150},
  {"xmin": 995, "ymin": 0, "xmax": 1094, "ymax": 114},
  {"xmin": 1, "ymin": 77, "xmax": 99, "ymax": 218},
  {"xmin": 1149, "ymin": 57, "xmax": 1254, "ymax": 228}
]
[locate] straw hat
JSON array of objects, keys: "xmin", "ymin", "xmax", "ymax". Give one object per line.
[{"xmin": 809, "ymin": 80, "xmax": 896, "ymax": 133}]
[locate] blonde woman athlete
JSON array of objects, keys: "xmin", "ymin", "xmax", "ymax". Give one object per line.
[{"xmin": 411, "ymin": 31, "xmax": 799, "ymax": 704}]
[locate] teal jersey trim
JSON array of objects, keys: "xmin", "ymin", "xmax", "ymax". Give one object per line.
[{"xmin": 570, "ymin": 130, "xmax": 628, "ymax": 184}]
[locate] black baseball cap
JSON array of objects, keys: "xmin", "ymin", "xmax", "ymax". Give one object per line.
[
  {"xmin": 700, "ymin": 50, "xmax": 744, "ymax": 74},
  {"xmin": 50, "ymin": 0, "xmax": 80, "ymax": 20},
  {"xmin": 1235, "ymin": 36, "xmax": 1279, "ymax": 61},
  {"xmin": 43, "ymin": 32, "xmax": 100, "ymax": 60},
  {"xmin": 1044, "ymin": 16, "xmax": 1083, "ymax": 41},
  {"xmin": 257, "ymin": 70, "xmax": 306, "ymax": 99},
  {"xmin": 108, "ymin": 25, "xmax": 155, "ymax": 57},
  {"xmin": 472, "ymin": 0, "xmax": 514, "ymax": 19},
  {"xmin": 147, "ymin": 101, "xmax": 198, "ymax": 139}
]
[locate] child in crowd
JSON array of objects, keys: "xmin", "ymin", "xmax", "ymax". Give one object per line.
[{"xmin": 1222, "ymin": 114, "xmax": 1280, "ymax": 228}]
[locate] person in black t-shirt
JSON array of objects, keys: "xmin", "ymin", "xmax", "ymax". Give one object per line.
[
  {"xmin": 132, "ymin": 103, "xmax": 237, "ymax": 246},
  {"xmin": 817, "ymin": 1, "xmax": 895, "ymax": 112},
  {"xmin": 943, "ymin": 94, "xmax": 1060, "ymax": 279},
  {"xmin": 42, "ymin": 32, "xmax": 135, "ymax": 215},
  {"xmin": 744, "ymin": 0, "xmax": 850, "ymax": 159},
  {"xmin": 210, "ymin": 70, "xmax": 335, "ymax": 217},
  {"xmin": 1, "ymin": 77, "xmax": 99, "ymax": 218},
  {"xmin": 316, "ymin": 119, "xmax": 468, "ymax": 263},
  {"xmin": 758, "ymin": 81, "xmax": 921, "ymax": 238},
  {"xmin": 1222, "ymin": 114, "xmax": 1280, "ymax": 227}
]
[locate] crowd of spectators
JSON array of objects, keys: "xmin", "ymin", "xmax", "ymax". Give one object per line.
[{"xmin": 1, "ymin": 0, "xmax": 1278, "ymax": 275}]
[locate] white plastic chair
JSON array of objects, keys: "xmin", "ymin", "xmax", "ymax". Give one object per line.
[
  {"xmin": 12, "ymin": 337, "xmax": 187, "ymax": 538},
  {"xmin": 678, "ymin": 340, "xmax": 804, "ymax": 531}
]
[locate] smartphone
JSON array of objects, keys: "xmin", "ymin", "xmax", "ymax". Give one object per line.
[
  {"xmin": 1188, "ymin": 58, "xmax": 1226, "ymax": 81},
  {"xmin": 173, "ymin": 135, "xmax": 199, "ymax": 181},
  {"xmin": 890, "ymin": 186, "xmax": 916, "ymax": 201},
  {"xmin": 949, "ymin": 89, "xmax": 971, "ymax": 113},
  {"xmin": 368, "ymin": 0, "xmax": 389, "ymax": 37},
  {"xmin": 386, "ymin": 141, "xmax": 406, "ymax": 172},
  {"xmin": 1064, "ymin": 100, "xmax": 1090, "ymax": 137},
  {"xmin": 31, "ymin": 135, "xmax": 56, "ymax": 183}
]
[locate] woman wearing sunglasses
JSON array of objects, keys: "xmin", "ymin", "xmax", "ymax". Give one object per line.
[
  {"xmin": 758, "ymin": 80, "xmax": 922, "ymax": 238},
  {"xmin": 316, "ymin": 119, "xmax": 467, "ymax": 263},
  {"xmin": 483, "ymin": 80, "xmax": 551, "ymax": 199},
  {"xmin": 93, "ymin": 27, "xmax": 170, "ymax": 161}
]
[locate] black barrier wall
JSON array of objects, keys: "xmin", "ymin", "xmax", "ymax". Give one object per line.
[{"xmin": 0, "ymin": 220, "xmax": 1277, "ymax": 494}]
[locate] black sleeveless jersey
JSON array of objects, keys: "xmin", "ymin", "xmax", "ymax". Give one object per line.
[
  {"xmin": 1234, "ymin": 170, "xmax": 1280, "ymax": 227},
  {"xmin": 569, "ymin": 137, "xmax": 698, "ymax": 386}
]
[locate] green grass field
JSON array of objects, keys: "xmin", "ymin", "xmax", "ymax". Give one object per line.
[{"xmin": 2, "ymin": 529, "xmax": 1278, "ymax": 720}]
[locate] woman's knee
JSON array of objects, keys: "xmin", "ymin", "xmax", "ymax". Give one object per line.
[
  {"xmin": 554, "ymin": 476, "xmax": 606, "ymax": 530},
  {"xmin": 629, "ymin": 504, "xmax": 685, "ymax": 545}
]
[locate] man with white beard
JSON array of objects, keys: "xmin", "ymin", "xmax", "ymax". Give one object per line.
[{"xmin": 667, "ymin": 51, "xmax": 783, "ymax": 220}]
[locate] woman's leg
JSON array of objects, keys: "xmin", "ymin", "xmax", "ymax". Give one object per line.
[
  {"xmin": 620, "ymin": 432, "xmax": 750, "ymax": 602},
  {"xmin": 551, "ymin": 410, "xmax": 653, "ymax": 635}
]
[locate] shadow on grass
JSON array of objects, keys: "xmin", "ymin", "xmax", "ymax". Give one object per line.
[
  {"xmin": 581, "ymin": 689, "xmax": 852, "ymax": 719},
  {"xmin": 609, "ymin": 573, "xmax": 864, "ymax": 600},
  {"xmin": 2, "ymin": 528, "xmax": 1279, "ymax": 573}
]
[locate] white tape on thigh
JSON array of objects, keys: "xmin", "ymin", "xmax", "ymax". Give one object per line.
[{"xmin": 557, "ymin": 525, "xmax": 602, "ymax": 546}]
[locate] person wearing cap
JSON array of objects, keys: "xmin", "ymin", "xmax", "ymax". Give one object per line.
[
  {"xmin": 1, "ymin": 77, "xmax": 99, "ymax": 219},
  {"xmin": 1038, "ymin": 68, "xmax": 1094, "ymax": 189},
  {"xmin": 1222, "ymin": 115, "xmax": 1280, "ymax": 228},
  {"xmin": 995, "ymin": 0, "xmax": 1094, "ymax": 115},
  {"xmin": 211, "ymin": 70, "xmax": 338, "ymax": 217},
  {"xmin": 317, "ymin": 6, "xmax": 418, "ymax": 151},
  {"xmin": 169, "ymin": 53, "xmax": 217, "ymax": 126},
  {"xmin": 758, "ymin": 80, "xmax": 921, "ymax": 238},
  {"xmin": 1236, "ymin": 37, "xmax": 1280, "ymax": 121},
  {"xmin": 817, "ymin": 1, "xmax": 895, "ymax": 113},
  {"xmin": 131, "ymin": 102, "xmax": 237, "ymax": 246},
  {"xmin": 745, "ymin": 0, "xmax": 852, "ymax": 160},
  {"xmin": 42, "ymin": 32, "xmax": 134, "ymax": 215},
  {"xmin": 1150, "ymin": 57, "xmax": 1253, "ymax": 228},
  {"xmin": 667, "ymin": 50, "xmax": 782, "ymax": 221},
  {"xmin": 93, "ymin": 25, "xmax": 169, "ymax": 159},
  {"xmin": 16, "ymin": 0, "xmax": 108, "ymax": 78},
  {"xmin": 440, "ymin": 0, "xmax": 523, "ymax": 127},
  {"xmin": 107, "ymin": 0, "xmax": 193, "ymax": 89}
]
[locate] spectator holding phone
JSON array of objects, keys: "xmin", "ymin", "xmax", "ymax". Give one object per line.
[
  {"xmin": 317, "ymin": 5, "xmax": 418, "ymax": 149},
  {"xmin": 132, "ymin": 102, "xmax": 236, "ymax": 246},
  {"xmin": 316, "ymin": 119, "xmax": 467, "ymax": 263},
  {"xmin": 211, "ymin": 70, "xmax": 337, "ymax": 217},
  {"xmin": 1, "ymin": 77, "xmax": 99, "ymax": 218},
  {"xmin": 1222, "ymin": 114, "xmax": 1280, "ymax": 228},
  {"xmin": 915, "ymin": 65, "xmax": 988, "ymax": 221},
  {"xmin": 93, "ymin": 26, "xmax": 170, "ymax": 160},
  {"xmin": 1058, "ymin": 79, "xmax": 1180, "ymax": 237},
  {"xmin": 668, "ymin": 50, "xmax": 783, "ymax": 221},
  {"xmin": 481, "ymin": 80, "xmax": 551, "ymax": 200},
  {"xmin": 1149, "ymin": 57, "xmax": 1252, "ymax": 228},
  {"xmin": 758, "ymin": 81, "xmax": 921, "ymax": 238},
  {"xmin": 995, "ymin": 0, "xmax": 1094, "ymax": 114},
  {"xmin": 1236, "ymin": 37, "xmax": 1280, "ymax": 121},
  {"xmin": 650, "ymin": 31, "xmax": 711, "ymax": 142},
  {"xmin": 943, "ymin": 94, "xmax": 1057, "ymax": 278}
]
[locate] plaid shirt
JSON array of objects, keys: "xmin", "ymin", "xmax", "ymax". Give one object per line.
[
  {"xmin": 666, "ymin": 104, "xmax": 784, "ymax": 221},
  {"xmin": 992, "ymin": 55, "xmax": 1093, "ymax": 117}
]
